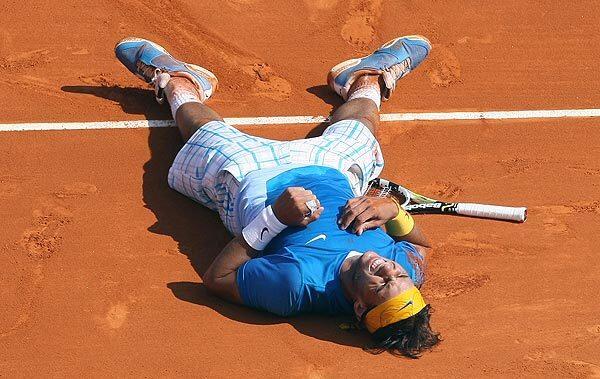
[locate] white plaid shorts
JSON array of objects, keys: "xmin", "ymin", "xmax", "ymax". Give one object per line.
[{"xmin": 167, "ymin": 119, "xmax": 384, "ymax": 235}]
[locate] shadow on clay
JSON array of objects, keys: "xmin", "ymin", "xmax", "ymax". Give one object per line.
[
  {"xmin": 305, "ymin": 85, "xmax": 342, "ymax": 138},
  {"xmin": 69, "ymin": 84, "xmax": 366, "ymax": 348},
  {"xmin": 61, "ymin": 85, "xmax": 168, "ymax": 119},
  {"xmin": 168, "ymin": 281, "xmax": 368, "ymax": 348},
  {"xmin": 61, "ymin": 85, "xmax": 227, "ymax": 271},
  {"xmin": 307, "ymin": 84, "xmax": 343, "ymax": 108}
]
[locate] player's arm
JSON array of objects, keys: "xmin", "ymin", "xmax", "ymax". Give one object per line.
[
  {"xmin": 204, "ymin": 187, "xmax": 323, "ymax": 303},
  {"xmin": 203, "ymin": 236, "xmax": 255, "ymax": 304},
  {"xmin": 338, "ymin": 196, "xmax": 431, "ymax": 248},
  {"xmin": 389, "ymin": 223, "xmax": 431, "ymax": 249}
]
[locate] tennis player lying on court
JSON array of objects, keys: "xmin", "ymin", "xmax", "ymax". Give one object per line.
[{"xmin": 115, "ymin": 35, "xmax": 440, "ymax": 358}]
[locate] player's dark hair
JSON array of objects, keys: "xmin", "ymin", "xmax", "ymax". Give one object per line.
[{"xmin": 364, "ymin": 304, "xmax": 441, "ymax": 358}]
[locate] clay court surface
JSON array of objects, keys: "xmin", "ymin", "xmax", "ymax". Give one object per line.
[{"xmin": 2, "ymin": 0, "xmax": 600, "ymax": 377}]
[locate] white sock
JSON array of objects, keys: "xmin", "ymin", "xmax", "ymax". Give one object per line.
[
  {"xmin": 347, "ymin": 84, "xmax": 381, "ymax": 109},
  {"xmin": 168, "ymin": 89, "xmax": 202, "ymax": 120}
]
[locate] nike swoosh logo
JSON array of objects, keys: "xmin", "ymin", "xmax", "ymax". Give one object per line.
[
  {"xmin": 260, "ymin": 227, "xmax": 269, "ymax": 240},
  {"xmin": 398, "ymin": 300, "xmax": 413, "ymax": 311},
  {"xmin": 305, "ymin": 234, "xmax": 327, "ymax": 245}
]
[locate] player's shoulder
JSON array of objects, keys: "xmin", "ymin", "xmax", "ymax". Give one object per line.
[
  {"xmin": 242, "ymin": 248, "xmax": 304, "ymax": 285},
  {"xmin": 237, "ymin": 250, "xmax": 305, "ymax": 317}
]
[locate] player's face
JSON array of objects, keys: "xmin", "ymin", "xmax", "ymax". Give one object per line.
[{"xmin": 351, "ymin": 251, "xmax": 415, "ymax": 308}]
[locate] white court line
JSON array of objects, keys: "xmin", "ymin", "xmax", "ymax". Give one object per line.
[{"xmin": 2, "ymin": 108, "xmax": 600, "ymax": 132}]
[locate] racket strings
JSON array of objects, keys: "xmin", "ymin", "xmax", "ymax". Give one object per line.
[
  {"xmin": 376, "ymin": 186, "xmax": 392, "ymax": 198},
  {"xmin": 366, "ymin": 183, "xmax": 391, "ymax": 198},
  {"xmin": 367, "ymin": 179, "xmax": 411, "ymax": 208},
  {"xmin": 367, "ymin": 182, "xmax": 406, "ymax": 201}
]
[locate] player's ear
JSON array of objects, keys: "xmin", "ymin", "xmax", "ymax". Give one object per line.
[{"xmin": 353, "ymin": 300, "xmax": 368, "ymax": 320}]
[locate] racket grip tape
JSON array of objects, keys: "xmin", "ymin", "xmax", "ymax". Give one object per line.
[{"xmin": 455, "ymin": 203, "xmax": 527, "ymax": 222}]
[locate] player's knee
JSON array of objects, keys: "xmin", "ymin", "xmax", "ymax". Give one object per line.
[{"xmin": 357, "ymin": 115, "xmax": 378, "ymax": 134}]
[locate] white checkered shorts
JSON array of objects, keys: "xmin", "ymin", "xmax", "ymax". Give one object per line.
[{"xmin": 167, "ymin": 119, "xmax": 384, "ymax": 235}]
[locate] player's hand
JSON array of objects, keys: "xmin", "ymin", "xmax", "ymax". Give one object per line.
[
  {"xmin": 272, "ymin": 187, "xmax": 324, "ymax": 227},
  {"xmin": 338, "ymin": 196, "xmax": 399, "ymax": 235}
]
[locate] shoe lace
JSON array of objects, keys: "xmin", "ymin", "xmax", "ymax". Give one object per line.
[
  {"xmin": 381, "ymin": 58, "xmax": 411, "ymax": 93},
  {"xmin": 136, "ymin": 61, "xmax": 169, "ymax": 103},
  {"xmin": 136, "ymin": 61, "xmax": 161, "ymax": 83}
]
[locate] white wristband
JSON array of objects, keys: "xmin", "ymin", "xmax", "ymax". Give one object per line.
[{"xmin": 242, "ymin": 205, "xmax": 287, "ymax": 250}]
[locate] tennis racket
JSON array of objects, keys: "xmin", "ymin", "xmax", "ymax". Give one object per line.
[{"xmin": 366, "ymin": 178, "xmax": 527, "ymax": 222}]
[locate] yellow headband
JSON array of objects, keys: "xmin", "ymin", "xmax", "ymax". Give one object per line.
[{"xmin": 364, "ymin": 287, "xmax": 427, "ymax": 333}]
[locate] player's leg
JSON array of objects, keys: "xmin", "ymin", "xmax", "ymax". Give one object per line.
[
  {"xmin": 114, "ymin": 37, "xmax": 221, "ymax": 142},
  {"xmin": 162, "ymin": 76, "xmax": 223, "ymax": 141},
  {"xmin": 327, "ymin": 35, "xmax": 432, "ymax": 135},
  {"xmin": 329, "ymin": 74, "xmax": 382, "ymax": 135}
]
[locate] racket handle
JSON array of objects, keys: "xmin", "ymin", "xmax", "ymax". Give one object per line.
[{"xmin": 455, "ymin": 203, "xmax": 527, "ymax": 222}]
